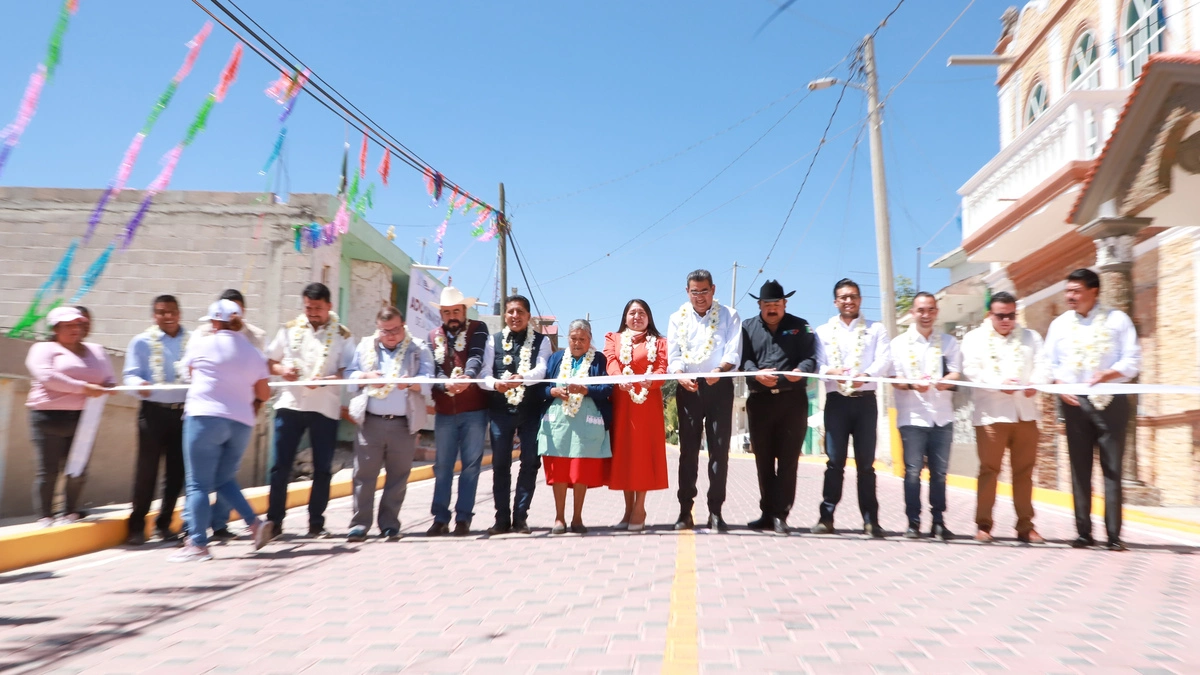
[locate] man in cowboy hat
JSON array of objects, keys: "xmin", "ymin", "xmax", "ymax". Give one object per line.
[
  {"xmin": 427, "ymin": 286, "xmax": 491, "ymax": 536},
  {"xmin": 740, "ymin": 280, "xmax": 819, "ymax": 534}
]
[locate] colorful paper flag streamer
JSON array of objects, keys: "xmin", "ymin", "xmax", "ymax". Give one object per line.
[
  {"xmin": 359, "ymin": 132, "xmax": 368, "ymax": 179},
  {"xmin": 122, "ymin": 44, "xmax": 242, "ymax": 248},
  {"xmin": 70, "ymin": 241, "xmax": 114, "ymax": 303},
  {"xmin": 85, "ymin": 23, "xmax": 212, "ymax": 243},
  {"xmin": 5, "ymin": 239, "xmax": 76, "ymax": 339},
  {"xmin": 44, "ymin": 0, "xmax": 79, "ymax": 79},
  {"xmin": 378, "ymin": 149, "xmax": 391, "ymax": 185}
]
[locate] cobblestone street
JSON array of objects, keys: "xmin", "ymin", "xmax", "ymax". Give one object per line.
[{"xmin": 2, "ymin": 454, "xmax": 1198, "ymax": 674}]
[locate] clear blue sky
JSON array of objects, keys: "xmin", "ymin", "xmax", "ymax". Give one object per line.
[{"xmin": 1, "ymin": 0, "xmax": 1005, "ymax": 332}]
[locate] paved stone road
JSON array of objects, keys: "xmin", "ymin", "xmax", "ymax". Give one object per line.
[{"xmin": 2, "ymin": 454, "xmax": 1198, "ymax": 674}]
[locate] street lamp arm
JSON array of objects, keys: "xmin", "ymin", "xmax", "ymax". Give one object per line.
[{"xmin": 807, "ymin": 77, "xmax": 867, "ymax": 93}]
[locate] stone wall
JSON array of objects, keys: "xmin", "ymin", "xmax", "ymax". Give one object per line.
[
  {"xmin": 347, "ymin": 260, "xmax": 394, "ymax": 340},
  {"xmin": 0, "ymin": 187, "xmax": 335, "ymax": 351}
]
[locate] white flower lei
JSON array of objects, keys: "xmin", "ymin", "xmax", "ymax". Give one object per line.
[
  {"xmin": 145, "ymin": 325, "xmax": 190, "ymax": 384},
  {"xmin": 286, "ymin": 312, "xmax": 339, "ymax": 380},
  {"xmin": 500, "ymin": 327, "xmax": 535, "ymax": 405},
  {"xmin": 676, "ymin": 300, "xmax": 721, "ymax": 365},
  {"xmin": 557, "ymin": 349, "xmax": 595, "ymax": 417},
  {"xmin": 1068, "ymin": 308, "xmax": 1113, "ymax": 410},
  {"xmin": 827, "ymin": 316, "xmax": 867, "ymax": 395},
  {"xmin": 985, "ymin": 323, "xmax": 1026, "ymax": 382},
  {"xmin": 433, "ymin": 327, "xmax": 467, "ymax": 366},
  {"xmin": 356, "ymin": 330, "xmax": 412, "ymax": 399},
  {"xmin": 896, "ymin": 326, "xmax": 942, "ymax": 382},
  {"xmin": 619, "ymin": 330, "xmax": 657, "ymax": 404}
]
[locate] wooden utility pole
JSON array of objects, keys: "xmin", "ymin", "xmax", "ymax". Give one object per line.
[{"xmin": 497, "ymin": 182, "xmax": 507, "ymax": 315}]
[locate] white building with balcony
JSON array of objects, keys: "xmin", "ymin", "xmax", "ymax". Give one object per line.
[{"xmin": 951, "ymin": 0, "xmax": 1200, "ymax": 505}]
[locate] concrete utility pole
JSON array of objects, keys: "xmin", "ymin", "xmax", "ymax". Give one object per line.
[
  {"xmin": 863, "ymin": 34, "xmax": 897, "ymax": 339},
  {"xmin": 497, "ymin": 182, "xmax": 507, "ymax": 315}
]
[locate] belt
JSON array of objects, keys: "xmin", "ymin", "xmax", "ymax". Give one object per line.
[
  {"xmin": 146, "ymin": 401, "xmax": 185, "ymax": 410},
  {"xmin": 367, "ymin": 412, "xmax": 406, "ymax": 420},
  {"xmin": 752, "ymin": 387, "xmax": 802, "ymax": 396},
  {"xmin": 830, "ymin": 390, "xmax": 876, "ymax": 399}
]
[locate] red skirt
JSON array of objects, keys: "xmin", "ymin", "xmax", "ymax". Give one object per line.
[{"xmin": 543, "ymin": 456, "xmax": 610, "ymax": 488}]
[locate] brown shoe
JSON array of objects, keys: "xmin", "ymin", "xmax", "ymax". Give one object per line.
[
  {"xmin": 1018, "ymin": 530, "xmax": 1045, "ymax": 544},
  {"xmin": 974, "ymin": 530, "xmax": 994, "ymax": 543}
]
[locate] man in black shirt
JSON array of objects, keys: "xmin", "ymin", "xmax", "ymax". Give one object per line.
[{"xmin": 740, "ymin": 280, "xmax": 820, "ymax": 534}]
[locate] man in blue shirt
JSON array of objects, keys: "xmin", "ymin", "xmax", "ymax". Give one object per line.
[
  {"xmin": 344, "ymin": 306, "xmax": 435, "ymax": 541},
  {"xmin": 123, "ymin": 295, "xmax": 190, "ymax": 545}
]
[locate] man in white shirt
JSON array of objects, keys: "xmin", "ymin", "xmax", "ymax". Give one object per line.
[
  {"xmin": 344, "ymin": 306, "xmax": 434, "ymax": 542},
  {"xmin": 813, "ymin": 278, "xmax": 891, "ymax": 538},
  {"xmin": 665, "ymin": 269, "xmax": 742, "ymax": 532},
  {"xmin": 262, "ymin": 282, "xmax": 355, "ymax": 540},
  {"xmin": 961, "ymin": 291, "xmax": 1049, "ymax": 544},
  {"xmin": 480, "ymin": 295, "xmax": 552, "ymax": 535},
  {"xmin": 1044, "ymin": 268, "xmax": 1142, "ymax": 551},
  {"xmin": 890, "ymin": 293, "xmax": 961, "ymax": 540}
]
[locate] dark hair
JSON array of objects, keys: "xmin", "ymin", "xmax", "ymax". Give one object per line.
[
  {"xmin": 686, "ymin": 269, "xmax": 713, "ymax": 286},
  {"xmin": 302, "ymin": 282, "xmax": 331, "ymax": 303},
  {"xmin": 505, "ymin": 295, "xmax": 531, "ymax": 313},
  {"xmin": 616, "ymin": 298, "xmax": 663, "ymax": 338},
  {"xmin": 152, "ymin": 294, "xmax": 178, "ymax": 308},
  {"xmin": 376, "ymin": 305, "xmax": 403, "ymax": 322},
  {"xmin": 912, "ymin": 291, "xmax": 936, "ymax": 304},
  {"xmin": 219, "ymin": 289, "xmax": 246, "ymax": 306},
  {"xmin": 74, "ymin": 305, "xmax": 91, "ymax": 318},
  {"xmin": 1066, "ymin": 268, "xmax": 1100, "ymax": 289},
  {"xmin": 989, "ymin": 291, "xmax": 1017, "ymax": 309},
  {"xmin": 833, "ymin": 279, "xmax": 860, "ymax": 297}
]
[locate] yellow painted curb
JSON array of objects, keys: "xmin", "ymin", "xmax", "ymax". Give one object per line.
[
  {"xmin": 663, "ymin": 529, "xmax": 698, "ymax": 674},
  {"xmin": 0, "ymin": 451, "xmax": 515, "ymax": 574}
]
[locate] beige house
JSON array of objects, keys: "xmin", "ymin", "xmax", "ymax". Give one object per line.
[{"xmin": 949, "ymin": 0, "xmax": 1200, "ymax": 505}]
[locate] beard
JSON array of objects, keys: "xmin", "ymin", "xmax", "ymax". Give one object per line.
[{"xmin": 444, "ymin": 319, "xmax": 463, "ymax": 333}]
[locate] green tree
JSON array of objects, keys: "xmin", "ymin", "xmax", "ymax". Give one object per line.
[
  {"xmin": 895, "ymin": 275, "xmax": 916, "ymax": 316},
  {"xmin": 662, "ymin": 379, "xmax": 679, "ymax": 444}
]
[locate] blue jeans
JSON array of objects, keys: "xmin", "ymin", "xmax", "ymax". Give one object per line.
[
  {"xmin": 900, "ymin": 423, "xmax": 953, "ymax": 526},
  {"xmin": 489, "ymin": 412, "xmax": 541, "ymax": 527},
  {"xmin": 431, "ymin": 410, "xmax": 487, "ymax": 524},
  {"xmin": 268, "ymin": 408, "xmax": 340, "ymax": 530},
  {"xmin": 182, "ymin": 415, "xmax": 258, "ymax": 547}
]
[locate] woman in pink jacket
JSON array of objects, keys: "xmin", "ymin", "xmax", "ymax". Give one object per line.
[{"xmin": 25, "ymin": 306, "xmax": 113, "ymax": 526}]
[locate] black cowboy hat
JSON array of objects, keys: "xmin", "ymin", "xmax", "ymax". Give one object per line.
[{"xmin": 749, "ymin": 280, "xmax": 794, "ymax": 301}]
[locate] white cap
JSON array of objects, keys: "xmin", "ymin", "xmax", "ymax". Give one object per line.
[
  {"xmin": 201, "ymin": 299, "xmax": 242, "ymax": 322},
  {"xmin": 46, "ymin": 306, "xmax": 86, "ymax": 327}
]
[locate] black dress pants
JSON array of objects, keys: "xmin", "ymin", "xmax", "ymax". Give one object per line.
[
  {"xmin": 1062, "ymin": 394, "xmax": 1129, "ymax": 542},
  {"xmin": 747, "ymin": 389, "xmax": 808, "ymax": 519},
  {"xmin": 128, "ymin": 401, "xmax": 185, "ymax": 535},
  {"xmin": 676, "ymin": 377, "xmax": 734, "ymax": 515},
  {"xmin": 819, "ymin": 391, "xmax": 879, "ymax": 525}
]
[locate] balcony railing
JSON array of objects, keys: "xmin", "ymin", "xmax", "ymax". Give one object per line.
[{"xmin": 959, "ymin": 88, "xmax": 1129, "ymax": 238}]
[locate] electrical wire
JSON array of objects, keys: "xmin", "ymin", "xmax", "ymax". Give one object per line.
[
  {"xmin": 507, "ymin": 229, "xmax": 554, "ymax": 320},
  {"xmin": 881, "ymin": 0, "xmax": 975, "ymax": 104},
  {"xmin": 782, "ymin": 120, "xmax": 868, "ymax": 271}
]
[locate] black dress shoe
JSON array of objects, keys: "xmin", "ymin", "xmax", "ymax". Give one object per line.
[
  {"xmin": 675, "ymin": 512, "xmax": 695, "ymax": 531},
  {"xmin": 453, "ymin": 521, "xmax": 471, "ymax": 536},
  {"xmin": 811, "ymin": 520, "xmax": 835, "ymax": 535},
  {"xmin": 125, "ymin": 531, "xmax": 146, "ymax": 546},
  {"xmin": 1106, "ymin": 539, "xmax": 1128, "ymax": 552},
  {"xmin": 512, "ymin": 520, "xmax": 532, "ymax": 535},
  {"xmin": 864, "ymin": 523, "xmax": 886, "ymax": 539},
  {"xmin": 708, "ymin": 514, "xmax": 729, "ymax": 533},
  {"xmin": 772, "ymin": 517, "xmax": 789, "ymax": 535},
  {"xmin": 931, "ymin": 523, "xmax": 954, "ymax": 541},
  {"xmin": 208, "ymin": 528, "xmax": 235, "ymax": 542},
  {"xmin": 1071, "ymin": 535, "xmax": 1096, "ymax": 549},
  {"xmin": 747, "ymin": 515, "xmax": 772, "ymax": 531},
  {"xmin": 903, "ymin": 523, "xmax": 921, "ymax": 539},
  {"xmin": 427, "ymin": 521, "xmax": 450, "ymax": 536},
  {"xmin": 486, "ymin": 521, "xmax": 511, "ymax": 536}
]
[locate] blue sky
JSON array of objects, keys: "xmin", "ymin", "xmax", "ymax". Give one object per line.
[{"xmin": 1, "ymin": 0, "xmax": 1006, "ymax": 332}]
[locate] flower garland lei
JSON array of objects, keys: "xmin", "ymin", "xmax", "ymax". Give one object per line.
[
  {"xmin": 827, "ymin": 316, "xmax": 867, "ymax": 395},
  {"xmin": 897, "ymin": 326, "xmax": 942, "ymax": 384},
  {"xmin": 985, "ymin": 323, "xmax": 1025, "ymax": 383},
  {"xmin": 676, "ymin": 300, "xmax": 721, "ymax": 365},
  {"xmin": 1068, "ymin": 308, "xmax": 1113, "ymax": 410},
  {"xmin": 619, "ymin": 330, "xmax": 657, "ymax": 404},
  {"xmin": 433, "ymin": 327, "xmax": 467, "ymax": 366},
  {"xmin": 357, "ymin": 330, "xmax": 412, "ymax": 399},
  {"xmin": 501, "ymin": 327, "xmax": 535, "ymax": 405},
  {"xmin": 145, "ymin": 325, "xmax": 190, "ymax": 384},
  {"xmin": 557, "ymin": 349, "xmax": 595, "ymax": 417},
  {"xmin": 287, "ymin": 312, "xmax": 339, "ymax": 380}
]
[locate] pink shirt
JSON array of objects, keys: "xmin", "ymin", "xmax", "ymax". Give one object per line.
[
  {"xmin": 182, "ymin": 330, "xmax": 270, "ymax": 427},
  {"xmin": 25, "ymin": 341, "xmax": 115, "ymax": 411}
]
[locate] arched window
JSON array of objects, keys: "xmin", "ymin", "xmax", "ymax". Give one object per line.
[
  {"xmin": 1068, "ymin": 31, "xmax": 1100, "ymax": 90},
  {"xmin": 1123, "ymin": 0, "xmax": 1165, "ymax": 82},
  {"xmin": 1025, "ymin": 82, "xmax": 1049, "ymax": 126}
]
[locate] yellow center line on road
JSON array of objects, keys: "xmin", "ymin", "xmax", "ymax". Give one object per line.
[{"xmin": 663, "ymin": 526, "xmax": 699, "ymax": 674}]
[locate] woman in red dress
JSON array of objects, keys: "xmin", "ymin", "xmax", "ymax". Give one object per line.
[{"xmin": 603, "ymin": 299, "xmax": 669, "ymax": 531}]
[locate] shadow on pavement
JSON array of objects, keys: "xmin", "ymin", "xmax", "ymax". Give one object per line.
[
  {"xmin": 0, "ymin": 617, "xmax": 56, "ymax": 627},
  {"xmin": 0, "ymin": 571, "xmax": 55, "ymax": 585}
]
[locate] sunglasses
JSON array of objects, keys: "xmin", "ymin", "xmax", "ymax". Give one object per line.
[{"xmin": 992, "ymin": 312, "xmax": 1017, "ymax": 321}]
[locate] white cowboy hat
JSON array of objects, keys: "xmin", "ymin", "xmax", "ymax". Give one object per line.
[{"xmin": 430, "ymin": 286, "xmax": 478, "ymax": 310}]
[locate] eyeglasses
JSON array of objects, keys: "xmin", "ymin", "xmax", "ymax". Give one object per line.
[
  {"xmin": 992, "ymin": 312, "xmax": 1017, "ymax": 321},
  {"xmin": 378, "ymin": 326, "xmax": 405, "ymax": 336},
  {"xmin": 835, "ymin": 294, "xmax": 860, "ymax": 302},
  {"xmin": 687, "ymin": 288, "xmax": 712, "ymax": 297}
]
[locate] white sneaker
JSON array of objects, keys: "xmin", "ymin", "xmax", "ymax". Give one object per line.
[
  {"xmin": 36, "ymin": 517, "xmax": 54, "ymax": 529},
  {"xmin": 168, "ymin": 543, "xmax": 213, "ymax": 562},
  {"xmin": 251, "ymin": 520, "xmax": 272, "ymax": 551}
]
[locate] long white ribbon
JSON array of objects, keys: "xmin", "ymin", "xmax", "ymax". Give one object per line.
[{"xmin": 103, "ymin": 369, "xmax": 1200, "ymax": 397}]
